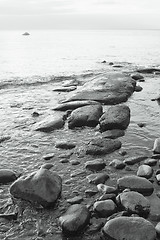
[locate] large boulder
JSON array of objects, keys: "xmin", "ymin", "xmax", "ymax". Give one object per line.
[
  {"xmin": 99, "ymin": 105, "xmax": 130, "ymax": 131},
  {"xmin": 68, "ymin": 104, "xmax": 103, "ymax": 129},
  {"xmin": 0, "ymin": 169, "xmax": 17, "ymax": 184},
  {"xmin": 117, "ymin": 175, "xmax": 154, "ymax": 196},
  {"xmin": 59, "ymin": 204, "xmax": 90, "ymax": 235},
  {"xmin": 103, "ymin": 216, "xmax": 156, "ymax": 240},
  {"xmin": 10, "ymin": 168, "xmax": 62, "ymax": 208},
  {"xmin": 63, "ymin": 73, "xmax": 136, "ymax": 105}
]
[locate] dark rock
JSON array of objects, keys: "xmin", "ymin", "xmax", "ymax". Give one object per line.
[
  {"xmin": 55, "ymin": 141, "xmax": 76, "ymax": 149},
  {"xmin": 123, "ymin": 155, "xmax": 148, "ymax": 165},
  {"xmin": 147, "ymin": 193, "xmax": 160, "ymax": 221},
  {"xmin": 97, "ymin": 184, "xmax": 117, "ymax": 194},
  {"xmin": 59, "ymin": 204, "xmax": 90, "ymax": 235},
  {"xmin": 137, "ymin": 165, "xmax": 153, "ymax": 179},
  {"xmin": 137, "ymin": 122, "xmax": 146, "ymax": 128},
  {"xmin": 151, "ymin": 154, "xmax": 160, "ymax": 159},
  {"xmin": 86, "ymin": 138, "xmax": 121, "ymax": 155},
  {"xmin": 151, "ymin": 95, "xmax": 160, "ymax": 101},
  {"xmin": 43, "ymin": 153, "xmax": 55, "ymax": 161},
  {"xmin": 109, "ymin": 159, "xmax": 126, "ymax": 169},
  {"xmin": 109, "ymin": 62, "xmax": 114, "ymax": 65},
  {"xmin": 99, "ymin": 105, "xmax": 130, "ymax": 131},
  {"xmin": 85, "ymin": 159, "xmax": 106, "ymax": 171},
  {"xmin": 137, "ymin": 67, "xmax": 160, "ymax": 74},
  {"xmin": 10, "ymin": 168, "xmax": 62, "ymax": 208},
  {"xmin": 68, "ymin": 104, "xmax": 103, "ymax": 129},
  {"xmin": 112, "ymin": 64, "xmax": 123, "ymax": 68},
  {"xmin": 144, "ymin": 158, "xmax": 157, "ymax": 166},
  {"xmin": 52, "ymin": 86, "xmax": 77, "ymax": 92},
  {"xmin": 87, "ymin": 173, "xmax": 109, "ymax": 185},
  {"xmin": 32, "ymin": 111, "xmax": 39, "ymax": 117},
  {"xmin": 102, "ymin": 129, "xmax": 125, "ymax": 139},
  {"xmin": 0, "ymin": 136, "xmax": 11, "ymax": 144},
  {"xmin": 135, "ymin": 85, "xmax": 143, "ymax": 92},
  {"xmin": 70, "ymin": 160, "xmax": 80, "ymax": 165},
  {"xmin": 116, "ymin": 191, "xmax": 150, "ymax": 217},
  {"xmin": 131, "ymin": 73, "xmax": 144, "ymax": 81},
  {"xmin": 53, "ymin": 100, "xmax": 100, "ymax": 111},
  {"xmin": 60, "ymin": 159, "xmax": 69, "ymax": 163},
  {"xmin": 22, "ymin": 32, "xmax": 30, "ymax": 36},
  {"xmin": 119, "ymin": 150, "xmax": 127, "ymax": 156},
  {"xmin": 101, "ymin": 60, "xmax": 106, "ymax": 63},
  {"xmin": 0, "ymin": 169, "xmax": 17, "ymax": 184},
  {"xmin": 93, "ymin": 200, "xmax": 117, "ymax": 217},
  {"xmin": 0, "ymin": 212, "xmax": 18, "ymax": 221},
  {"xmin": 153, "ymin": 138, "xmax": 160, "ymax": 153},
  {"xmin": 67, "ymin": 196, "xmax": 83, "ymax": 204},
  {"xmin": 117, "ymin": 175, "xmax": 154, "ymax": 196},
  {"xmin": 103, "ymin": 216, "xmax": 156, "ymax": 240},
  {"xmin": 34, "ymin": 115, "xmax": 65, "ymax": 132}
]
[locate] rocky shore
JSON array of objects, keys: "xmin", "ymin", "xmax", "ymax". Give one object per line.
[{"xmin": 1, "ymin": 64, "xmax": 160, "ymax": 240}]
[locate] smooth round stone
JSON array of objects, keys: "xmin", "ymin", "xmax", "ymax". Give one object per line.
[
  {"xmin": 137, "ymin": 165, "xmax": 153, "ymax": 179},
  {"xmin": 0, "ymin": 169, "xmax": 17, "ymax": 184},
  {"xmin": 85, "ymin": 159, "xmax": 106, "ymax": 171},
  {"xmin": 103, "ymin": 217, "xmax": 156, "ymax": 240},
  {"xmin": 59, "ymin": 204, "xmax": 90, "ymax": 235},
  {"xmin": 117, "ymin": 175, "xmax": 154, "ymax": 196},
  {"xmin": 153, "ymin": 138, "xmax": 160, "ymax": 153},
  {"xmin": 93, "ymin": 200, "xmax": 117, "ymax": 218},
  {"xmin": 109, "ymin": 159, "xmax": 125, "ymax": 169},
  {"xmin": 144, "ymin": 158, "xmax": 157, "ymax": 166}
]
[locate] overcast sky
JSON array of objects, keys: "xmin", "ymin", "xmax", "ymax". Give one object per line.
[{"xmin": 0, "ymin": 0, "xmax": 160, "ymax": 30}]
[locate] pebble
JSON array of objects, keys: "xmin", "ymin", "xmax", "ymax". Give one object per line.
[
  {"xmin": 109, "ymin": 159, "xmax": 126, "ymax": 169},
  {"xmin": 98, "ymin": 193, "xmax": 116, "ymax": 201},
  {"xmin": 0, "ymin": 169, "xmax": 17, "ymax": 184},
  {"xmin": 43, "ymin": 153, "xmax": 55, "ymax": 161},
  {"xmin": 137, "ymin": 164, "xmax": 153, "ymax": 179},
  {"xmin": 85, "ymin": 159, "xmax": 106, "ymax": 171},
  {"xmin": 67, "ymin": 196, "xmax": 83, "ymax": 204},
  {"xmin": 55, "ymin": 141, "xmax": 76, "ymax": 149},
  {"xmin": 123, "ymin": 155, "xmax": 148, "ymax": 165},
  {"xmin": 85, "ymin": 189, "xmax": 98, "ymax": 197}
]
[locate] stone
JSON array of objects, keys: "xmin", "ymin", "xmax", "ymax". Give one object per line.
[
  {"xmin": 0, "ymin": 169, "xmax": 17, "ymax": 184},
  {"xmin": 68, "ymin": 104, "xmax": 103, "ymax": 129},
  {"xmin": 32, "ymin": 111, "xmax": 39, "ymax": 117},
  {"xmin": 147, "ymin": 193, "xmax": 160, "ymax": 221},
  {"xmin": 86, "ymin": 138, "xmax": 121, "ymax": 155},
  {"xmin": 99, "ymin": 105, "xmax": 130, "ymax": 131},
  {"xmin": 0, "ymin": 136, "xmax": 11, "ymax": 143},
  {"xmin": 93, "ymin": 200, "xmax": 117, "ymax": 218},
  {"xmin": 98, "ymin": 193, "xmax": 116, "ymax": 201},
  {"xmin": 135, "ymin": 85, "xmax": 143, "ymax": 92},
  {"xmin": 85, "ymin": 159, "xmax": 106, "ymax": 171},
  {"xmin": 131, "ymin": 73, "xmax": 144, "ymax": 81},
  {"xmin": 102, "ymin": 129, "xmax": 125, "ymax": 139},
  {"xmin": 97, "ymin": 184, "xmax": 117, "ymax": 194},
  {"xmin": 70, "ymin": 160, "xmax": 80, "ymax": 165},
  {"xmin": 153, "ymin": 138, "xmax": 160, "ymax": 153},
  {"xmin": 64, "ymin": 73, "xmax": 136, "ymax": 105},
  {"xmin": 137, "ymin": 122, "xmax": 146, "ymax": 128},
  {"xmin": 137, "ymin": 165, "xmax": 153, "ymax": 179},
  {"xmin": 52, "ymin": 86, "xmax": 77, "ymax": 92},
  {"xmin": 43, "ymin": 153, "xmax": 55, "ymax": 161},
  {"xmin": 144, "ymin": 158, "xmax": 157, "ymax": 166},
  {"xmin": 151, "ymin": 95, "xmax": 160, "ymax": 101},
  {"xmin": 87, "ymin": 173, "xmax": 109, "ymax": 185},
  {"xmin": 117, "ymin": 175, "xmax": 154, "ymax": 196},
  {"xmin": 53, "ymin": 100, "xmax": 100, "ymax": 111},
  {"xmin": 103, "ymin": 216, "xmax": 156, "ymax": 240},
  {"xmin": 40, "ymin": 163, "xmax": 53, "ymax": 170},
  {"xmin": 156, "ymin": 174, "xmax": 160, "ymax": 183},
  {"xmin": 10, "ymin": 168, "xmax": 62, "ymax": 208},
  {"xmin": 55, "ymin": 141, "xmax": 76, "ymax": 149},
  {"xmin": 34, "ymin": 115, "xmax": 65, "ymax": 132},
  {"xmin": 151, "ymin": 154, "xmax": 160, "ymax": 159},
  {"xmin": 59, "ymin": 204, "xmax": 90, "ymax": 235},
  {"xmin": 67, "ymin": 196, "xmax": 83, "ymax": 204},
  {"xmin": 155, "ymin": 222, "xmax": 160, "ymax": 236},
  {"xmin": 109, "ymin": 159, "xmax": 126, "ymax": 169},
  {"xmin": 123, "ymin": 155, "xmax": 148, "ymax": 165},
  {"xmin": 137, "ymin": 67, "xmax": 160, "ymax": 74},
  {"xmin": 85, "ymin": 189, "xmax": 98, "ymax": 197},
  {"xmin": 116, "ymin": 191, "xmax": 150, "ymax": 217}
]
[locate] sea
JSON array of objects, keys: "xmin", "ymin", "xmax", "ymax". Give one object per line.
[{"xmin": 0, "ymin": 29, "xmax": 160, "ymax": 239}]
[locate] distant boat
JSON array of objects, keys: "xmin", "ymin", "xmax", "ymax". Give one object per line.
[{"xmin": 22, "ymin": 32, "xmax": 30, "ymax": 36}]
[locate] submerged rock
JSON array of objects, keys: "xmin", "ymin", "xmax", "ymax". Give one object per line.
[
  {"xmin": 10, "ymin": 168, "xmax": 62, "ymax": 208},
  {"xmin": 59, "ymin": 204, "xmax": 90, "ymax": 235},
  {"xmin": 99, "ymin": 105, "xmax": 130, "ymax": 131},
  {"xmin": 103, "ymin": 216, "xmax": 156, "ymax": 240},
  {"xmin": 68, "ymin": 104, "xmax": 103, "ymax": 129},
  {"xmin": 34, "ymin": 115, "xmax": 65, "ymax": 132},
  {"xmin": 0, "ymin": 169, "xmax": 17, "ymax": 184}
]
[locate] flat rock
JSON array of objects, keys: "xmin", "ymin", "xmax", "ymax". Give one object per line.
[
  {"xmin": 59, "ymin": 204, "xmax": 90, "ymax": 235},
  {"xmin": 53, "ymin": 100, "xmax": 100, "ymax": 111},
  {"xmin": 87, "ymin": 173, "xmax": 109, "ymax": 185},
  {"xmin": 10, "ymin": 168, "xmax": 62, "ymax": 208},
  {"xmin": 0, "ymin": 169, "xmax": 17, "ymax": 184},
  {"xmin": 52, "ymin": 86, "xmax": 77, "ymax": 92},
  {"xmin": 93, "ymin": 200, "xmax": 117, "ymax": 218},
  {"xmin": 109, "ymin": 159, "xmax": 126, "ymax": 169},
  {"xmin": 85, "ymin": 159, "xmax": 106, "ymax": 171},
  {"xmin": 153, "ymin": 138, "xmax": 160, "ymax": 153},
  {"xmin": 103, "ymin": 216, "xmax": 156, "ymax": 240},
  {"xmin": 135, "ymin": 85, "xmax": 143, "ymax": 92},
  {"xmin": 55, "ymin": 141, "xmax": 76, "ymax": 149},
  {"xmin": 123, "ymin": 155, "xmax": 148, "ymax": 165},
  {"xmin": 34, "ymin": 115, "xmax": 65, "ymax": 132},
  {"xmin": 43, "ymin": 153, "xmax": 55, "ymax": 161},
  {"xmin": 147, "ymin": 193, "xmax": 160, "ymax": 221},
  {"xmin": 67, "ymin": 196, "xmax": 83, "ymax": 204},
  {"xmin": 137, "ymin": 67, "xmax": 160, "ymax": 74},
  {"xmin": 102, "ymin": 129, "xmax": 125, "ymax": 139},
  {"xmin": 137, "ymin": 165, "xmax": 153, "ymax": 179},
  {"xmin": 63, "ymin": 73, "xmax": 136, "ymax": 105},
  {"xmin": 99, "ymin": 105, "xmax": 130, "ymax": 131},
  {"xmin": 86, "ymin": 138, "xmax": 121, "ymax": 155},
  {"xmin": 131, "ymin": 73, "xmax": 144, "ymax": 81},
  {"xmin": 116, "ymin": 191, "xmax": 150, "ymax": 217},
  {"xmin": 117, "ymin": 175, "xmax": 154, "ymax": 196},
  {"xmin": 68, "ymin": 104, "xmax": 103, "ymax": 129}
]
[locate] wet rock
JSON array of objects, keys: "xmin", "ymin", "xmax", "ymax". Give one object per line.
[
  {"xmin": 64, "ymin": 73, "xmax": 136, "ymax": 105},
  {"xmin": 85, "ymin": 159, "xmax": 106, "ymax": 171},
  {"xmin": 117, "ymin": 175, "xmax": 154, "ymax": 196},
  {"xmin": 68, "ymin": 104, "xmax": 103, "ymax": 129},
  {"xmin": 10, "ymin": 168, "xmax": 62, "ymax": 208},
  {"xmin": 99, "ymin": 105, "xmax": 130, "ymax": 131},
  {"xmin": 116, "ymin": 191, "xmax": 150, "ymax": 217},
  {"xmin": 135, "ymin": 85, "xmax": 143, "ymax": 92},
  {"xmin": 67, "ymin": 196, "xmax": 83, "ymax": 204},
  {"xmin": 123, "ymin": 155, "xmax": 148, "ymax": 165},
  {"xmin": 0, "ymin": 136, "xmax": 11, "ymax": 143},
  {"xmin": 87, "ymin": 173, "xmax": 109, "ymax": 185},
  {"xmin": 137, "ymin": 165, "xmax": 153, "ymax": 179},
  {"xmin": 131, "ymin": 73, "xmax": 144, "ymax": 81},
  {"xmin": 43, "ymin": 153, "xmax": 55, "ymax": 161},
  {"xmin": 59, "ymin": 204, "xmax": 90, "ymax": 235},
  {"xmin": 55, "ymin": 141, "xmax": 76, "ymax": 149},
  {"xmin": 144, "ymin": 158, "xmax": 157, "ymax": 166},
  {"xmin": 0, "ymin": 169, "xmax": 17, "ymax": 184},
  {"xmin": 109, "ymin": 159, "xmax": 126, "ymax": 169},
  {"xmin": 153, "ymin": 138, "xmax": 160, "ymax": 153},
  {"xmin": 147, "ymin": 193, "xmax": 160, "ymax": 221},
  {"xmin": 137, "ymin": 67, "xmax": 160, "ymax": 74},
  {"xmin": 86, "ymin": 138, "xmax": 121, "ymax": 155},
  {"xmin": 34, "ymin": 115, "xmax": 65, "ymax": 132},
  {"xmin": 102, "ymin": 216, "xmax": 156, "ymax": 240},
  {"xmin": 52, "ymin": 86, "xmax": 77, "ymax": 92},
  {"xmin": 98, "ymin": 193, "xmax": 116, "ymax": 201},
  {"xmin": 93, "ymin": 200, "xmax": 117, "ymax": 218},
  {"xmin": 102, "ymin": 129, "xmax": 125, "ymax": 139},
  {"xmin": 97, "ymin": 184, "xmax": 117, "ymax": 194},
  {"xmin": 53, "ymin": 100, "xmax": 100, "ymax": 111}
]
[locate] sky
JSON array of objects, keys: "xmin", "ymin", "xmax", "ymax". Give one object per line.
[{"xmin": 0, "ymin": 0, "xmax": 160, "ymax": 30}]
